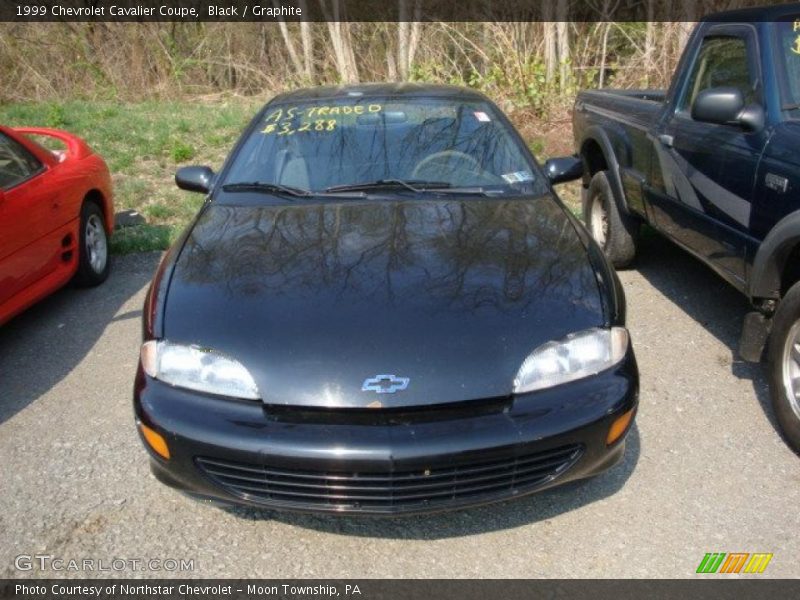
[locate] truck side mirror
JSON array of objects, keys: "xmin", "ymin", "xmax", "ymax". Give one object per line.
[
  {"xmin": 689, "ymin": 87, "xmax": 733, "ymax": 118},
  {"xmin": 544, "ymin": 156, "xmax": 583, "ymax": 185},
  {"xmin": 692, "ymin": 87, "xmax": 745, "ymax": 124},
  {"xmin": 176, "ymin": 166, "xmax": 215, "ymax": 193},
  {"xmin": 692, "ymin": 87, "xmax": 764, "ymax": 131}
]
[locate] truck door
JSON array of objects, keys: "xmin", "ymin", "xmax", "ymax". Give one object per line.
[{"xmin": 651, "ymin": 25, "xmax": 766, "ymax": 288}]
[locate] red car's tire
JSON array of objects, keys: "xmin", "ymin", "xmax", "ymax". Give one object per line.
[{"xmin": 73, "ymin": 200, "xmax": 110, "ymax": 287}]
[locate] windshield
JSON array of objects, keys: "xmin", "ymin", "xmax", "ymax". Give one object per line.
[
  {"xmin": 222, "ymin": 96, "xmax": 546, "ymax": 197},
  {"xmin": 775, "ymin": 18, "xmax": 800, "ymax": 111}
]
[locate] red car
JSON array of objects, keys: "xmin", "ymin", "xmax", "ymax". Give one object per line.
[{"xmin": 0, "ymin": 126, "xmax": 114, "ymax": 325}]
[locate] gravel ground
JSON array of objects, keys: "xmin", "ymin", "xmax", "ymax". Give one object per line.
[{"xmin": 0, "ymin": 234, "xmax": 798, "ymax": 579}]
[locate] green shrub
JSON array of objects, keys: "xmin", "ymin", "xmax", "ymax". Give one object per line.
[{"xmin": 170, "ymin": 140, "xmax": 195, "ymax": 163}]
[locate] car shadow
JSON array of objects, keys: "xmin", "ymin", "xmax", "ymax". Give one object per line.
[
  {"xmin": 0, "ymin": 252, "xmax": 160, "ymax": 425},
  {"xmin": 218, "ymin": 424, "xmax": 640, "ymax": 539},
  {"xmin": 630, "ymin": 230, "xmax": 778, "ymax": 435}
]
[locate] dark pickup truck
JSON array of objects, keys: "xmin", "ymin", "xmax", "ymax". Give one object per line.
[{"xmin": 572, "ymin": 4, "xmax": 800, "ymax": 452}]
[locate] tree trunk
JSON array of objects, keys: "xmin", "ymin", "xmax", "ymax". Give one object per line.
[
  {"xmin": 299, "ymin": 0, "xmax": 314, "ymax": 82},
  {"xmin": 677, "ymin": 0, "xmax": 696, "ymax": 55},
  {"xmin": 644, "ymin": 0, "xmax": 654, "ymax": 86},
  {"xmin": 276, "ymin": 18, "xmax": 304, "ymax": 77},
  {"xmin": 407, "ymin": 17, "xmax": 421, "ymax": 78},
  {"xmin": 542, "ymin": 4, "xmax": 556, "ymax": 84},
  {"xmin": 320, "ymin": 0, "xmax": 359, "ymax": 83},
  {"xmin": 599, "ymin": 22, "xmax": 611, "ymax": 89},
  {"xmin": 397, "ymin": 15, "xmax": 409, "ymax": 80},
  {"xmin": 555, "ymin": 0, "xmax": 570, "ymax": 92},
  {"xmin": 396, "ymin": 0, "xmax": 422, "ymax": 80}
]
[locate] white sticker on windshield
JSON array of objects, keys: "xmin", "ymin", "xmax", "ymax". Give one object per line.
[
  {"xmin": 474, "ymin": 111, "xmax": 491, "ymax": 122},
  {"xmin": 502, "ymin": 170, "xmax": 534, "ymax": 183}
]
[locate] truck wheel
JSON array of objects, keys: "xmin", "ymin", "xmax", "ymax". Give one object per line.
[
  {"xmin": 583, "ymin": 170, "xmax": 638, "ymax": 269},
  {"xmin": 767, "ymin": 280, "xmax": 800, "ymax": 454},
  {"xmin": 73, "ymin": 200, "xmax": 110, "ymax": 287}
]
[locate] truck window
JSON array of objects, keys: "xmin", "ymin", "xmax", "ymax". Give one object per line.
[
  {"xmin": 680, "ymin": 36, "xmax": 755, "ymax": 112},
  {"xmin": 775, "ymin": 19, "xmax": 800, "ymax": 111}
]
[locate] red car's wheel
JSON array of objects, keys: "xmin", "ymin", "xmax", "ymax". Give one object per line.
[{"xmin": 74, "ymin": 201, "xmax": 110, "ymax": 287}]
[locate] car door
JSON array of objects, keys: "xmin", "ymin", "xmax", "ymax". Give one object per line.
[
  {"xmin": 0, "ymin": 131, "xmax": 58, "ymax": 306},
  {"xmin": 650, "ymin": 25, "xmax": 766, "ymax": 287}
]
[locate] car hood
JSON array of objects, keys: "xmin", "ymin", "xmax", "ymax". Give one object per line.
[{"xmin": 164, "ymin": 196, "xmax": 604, "ymax": 408}]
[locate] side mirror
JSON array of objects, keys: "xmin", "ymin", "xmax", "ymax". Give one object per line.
[
  {"xmin": 544, "ymin": 156, "xmax": 583, "ymax": 185},
  {"xmin": 692, "ymin": 87, "xmax": 744, "ymax": 124},
  {"xmin": 175, "ymin": 165, "xmax": 215, "ymax": 193},
  {"xmin": 691, "ymin": 87, "xmax": 764, "ymax": 131}
]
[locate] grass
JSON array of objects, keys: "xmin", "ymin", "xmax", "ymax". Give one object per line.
[
  {"xmin": 110, "ymin": 224, "xmax": 174, "ymax": 254},
  {"xmin": 0, "ymin": 98, "xmax": 260, "ymax": 254},
  {"xmin": 0, "ymin": 98, "xmax": 582, "ymax": 254}
]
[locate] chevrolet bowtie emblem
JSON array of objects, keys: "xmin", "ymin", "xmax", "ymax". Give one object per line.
[{"xmin": 361, "ymin": 374, "xmax": 410, "ymax": 394}]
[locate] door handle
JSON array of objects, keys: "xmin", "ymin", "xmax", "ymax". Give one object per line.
[{"xmin": 657, "ymin": 134, "xmax": 674, "ymax": 148}]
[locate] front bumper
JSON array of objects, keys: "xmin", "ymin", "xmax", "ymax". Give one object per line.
[{"xmin": 133, "ymin": 351, "xmax": 638, "ymax": 515}]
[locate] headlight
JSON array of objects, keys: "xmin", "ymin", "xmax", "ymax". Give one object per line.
[
  {"xmin": 513, "ymin": 327, "xmax": 629, "ymax": 394},
  {"xmin": 140, "ymin": 340, "xmax": 260, "ymax": 400}
]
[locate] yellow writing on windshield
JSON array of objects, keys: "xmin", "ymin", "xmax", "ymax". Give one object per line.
[
  {"xmin": 261, "ymin": 104, "xmax": 383, "ymax": 135},
  {"xmin": 263, "ymin": 120, "xmax": 337, "ymax": 136},
  {"xmin": 307, "ymin": 104, "xmax": 382, "ymax": 117}
]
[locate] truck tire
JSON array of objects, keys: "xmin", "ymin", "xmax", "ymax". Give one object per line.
[
  {"xmin": 767, "ymin": 280, "xmax": 800, "ymax": 454},
  {"xmin": 583, "ymin": 170, "xmax": 638, "ymax": 269}
]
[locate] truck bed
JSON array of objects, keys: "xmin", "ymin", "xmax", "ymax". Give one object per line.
[
  {"xmin": 576, "ymin": 89, "xmax": 665, "ymax": 128},
  {"xmin": 584, "ymin": 89, "xmax": 667, "ymax": 103}
]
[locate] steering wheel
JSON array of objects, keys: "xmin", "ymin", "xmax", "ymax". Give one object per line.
[{"xmin": 411, "ymin": 150, "xmax": 481, "ymax": 180}]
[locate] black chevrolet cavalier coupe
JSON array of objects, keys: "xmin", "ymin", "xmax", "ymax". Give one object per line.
[{"xmin": 134, "ymin": 84, "xmax": 638, "ymax": 515}]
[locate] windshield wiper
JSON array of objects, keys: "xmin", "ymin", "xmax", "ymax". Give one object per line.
[
  {"xmin": 426, "ymin": 186, "xmax": 492, "ymax": 196},
  {"xmin": 222, "ymin": 181, "xmax": 367, "ymax": 200},
  {"xmin": 222, "ymin": 181, "xmax": 312, "ymax": 198},
  {"xmin": 224, "ymin": 180, "xmax": 490, "ymax": 200},
  {"xmin": 324, "ymin": 179, "xmax": 455, "ymax": 193}
]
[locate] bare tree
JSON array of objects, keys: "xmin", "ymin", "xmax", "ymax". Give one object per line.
[
  {"xmin": 276, "ymin": 14, "xmax": 304, "ymax": 78},
  {"xmin": 556, "ymin": 0, "xmax": 570, "ymax": 91},
  {"xmin": 320, "ymin": 0, "xmax": 359, "ymax": 83},
  {"xmin": 0, "ymin": 10, "xmax": 702, "ymax": 106},
  {"xmin": 677, "ymin": 0, "xmax": 696, "ymax": 54},
  {"xmin": 542, "ymin": 4, "xmax": 556, "ymax": 84},
  {"xmin": 396, "ymin": 0, "xmax": 422, "ymax": 80},
  {"xmin": 300, "ymin": 23, "xmax": 315, "ymax": 82},
  {"xmin": 644, "ymin": 0, "xmax": 655, "ymax": 86},
  {"xmin": 275, "ymin": 0, "xmax": 315, "ymax": 83},
  {"xmin": 594, "ymin": 0, "xmax": 620, "ymax": 89}
]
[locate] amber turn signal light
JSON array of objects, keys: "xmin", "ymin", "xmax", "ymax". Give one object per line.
[
  {"xmin": 606, "ymin": 408, "xmax": 635, "ymax": 446},
  {"xmin": 139, "ymin": 422, "xmax": 170, "ymax": 460}
]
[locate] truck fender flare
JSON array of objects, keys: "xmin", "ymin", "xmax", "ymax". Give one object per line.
[
  {"xmin": 749, "ymin": 210, "xmax": 800, "ymax": 300},
  {"xmin": 578, "ymin": 125, "xmax": 632, "ymax": 216}
]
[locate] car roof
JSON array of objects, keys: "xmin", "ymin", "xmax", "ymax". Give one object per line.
[
  {"xmin": 701, "ymin": 3, "xmax": 799, "ymax": 22},
  {"xmin": 269, "ymin": 83, "xmax": 492, "ymax": 105}
]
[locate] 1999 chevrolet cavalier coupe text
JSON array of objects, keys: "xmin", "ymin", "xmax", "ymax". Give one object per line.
[{"xmin": 134, "ymin": 84, "xmax": 639, "ymax": 514}]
